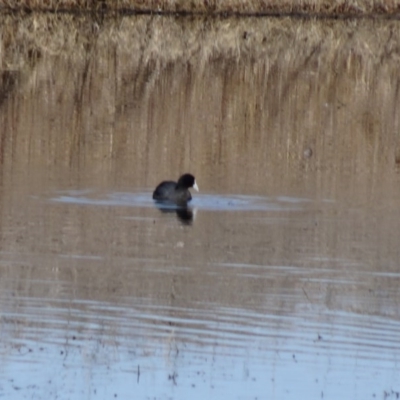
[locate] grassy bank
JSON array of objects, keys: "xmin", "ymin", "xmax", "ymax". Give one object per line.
[
  {"xmin": 1, "ymin": 13, "xmax": 399, "ymax": 77},
  {"xmin": 1, "ymin": 0, "xmax": 400, "ymax": 17}
]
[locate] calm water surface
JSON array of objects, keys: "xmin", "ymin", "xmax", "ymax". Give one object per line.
[{"xmin": 0, "ymin": 13, "xmax": 400, "ymax": 400}]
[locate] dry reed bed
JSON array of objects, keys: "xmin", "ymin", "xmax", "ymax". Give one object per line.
[
  {"xmin": 1, "ymin": 13, "xmax": 400, "ymax": 72},
  {"xmin": 0, "ymin": 0, "xmax": 400, "ymax": 16}
]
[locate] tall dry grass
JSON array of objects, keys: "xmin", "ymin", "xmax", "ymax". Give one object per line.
[
  {"xmin": 1, "ymin": 13, "xmax": 399, "ymax": 72},
  {"xmin": 0, "ymin": 0, "xmax": 400, "ymax": 16}
]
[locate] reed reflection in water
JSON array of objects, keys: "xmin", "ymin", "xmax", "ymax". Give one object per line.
[{"xmin": 0, "ymin": 13, "xmax": 400, "ymax": 400}]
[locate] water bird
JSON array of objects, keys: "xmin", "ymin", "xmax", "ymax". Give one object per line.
[{"xmin": 152, "ymin": 173, "xmax": 199, "ymax": 204}]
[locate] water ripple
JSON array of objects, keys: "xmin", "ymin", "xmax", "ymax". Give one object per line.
[{"xmin": 50, "ymin": 190, "xmax": 317, "ymax": 212}]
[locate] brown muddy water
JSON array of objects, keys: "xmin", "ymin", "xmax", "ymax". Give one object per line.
[{"xmin": 1, "ymin": 13, "xmax": 400, "ymax": 400}]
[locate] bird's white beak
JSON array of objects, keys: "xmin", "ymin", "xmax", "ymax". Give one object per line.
[{"xmin": 193, "ymin": 180, "xmax": 199, "ymax": 192}]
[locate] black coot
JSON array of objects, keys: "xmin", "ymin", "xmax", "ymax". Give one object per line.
[{"xmin": 152, "ymin": 173, "xmax": 199, "ymax": 204}]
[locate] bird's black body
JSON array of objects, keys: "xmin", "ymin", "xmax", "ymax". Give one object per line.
[{"xmin": 152, "ymin": 173, "xmax": 198, "ymax": 205}]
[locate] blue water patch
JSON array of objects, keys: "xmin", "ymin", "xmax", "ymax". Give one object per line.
[{"xmin": 51, "ymin": 190, "xmax": 314, "ymax": 212}]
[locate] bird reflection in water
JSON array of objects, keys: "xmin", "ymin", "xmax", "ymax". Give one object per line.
[{"xmin": 155, "ymin": 203, "xmax": 195, "ymax": 224}]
